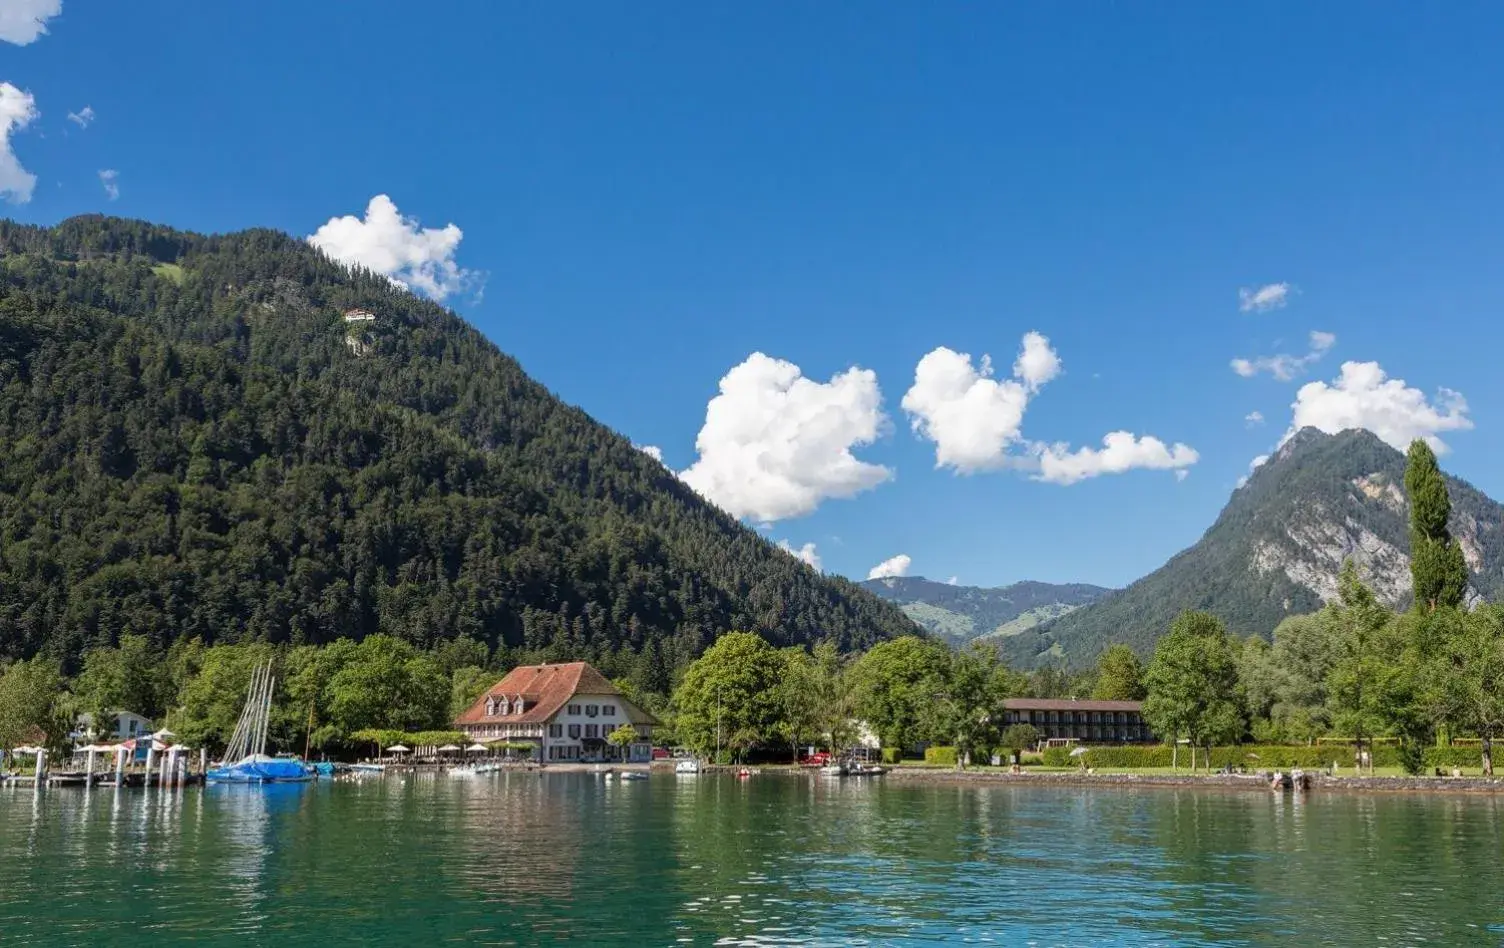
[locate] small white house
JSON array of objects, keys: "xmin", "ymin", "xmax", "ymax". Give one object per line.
[{"xmin": 73, "ymin": 710, "xmax": 153, "ymax": 743}]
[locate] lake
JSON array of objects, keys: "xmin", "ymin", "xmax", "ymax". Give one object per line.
[{"xmin": 3, "ymin": 772, "xmax": 1503, "ymax": 945}]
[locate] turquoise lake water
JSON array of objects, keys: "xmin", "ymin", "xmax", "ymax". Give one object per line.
[{"xmin": 3, "ymin": 772, "xmax": 1503, "ymax": 945}]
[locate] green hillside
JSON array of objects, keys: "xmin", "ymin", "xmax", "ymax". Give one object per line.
[
  {"xmin": 0, "ymin": 216, "xmax": 918, "ymax": 676},
  {"xmin": 860, "ymin": 576, "xmax": 1110, "ymax": 646}
]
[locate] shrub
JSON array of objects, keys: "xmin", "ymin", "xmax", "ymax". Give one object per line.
[
  {"xmin": 881, "ymin": 747, "xmax": 902, "ymax": 765},
  {"xmin": 1041, "ymin": 746, "xmax": 1074, "ymax": 768},
  {"xmin": 924, "ymin": 746, "xmax": 958, "ymax": 767},
  {"xmin": 1397, "ymin": 742, "xmax": 1426, "ymax": 775}
]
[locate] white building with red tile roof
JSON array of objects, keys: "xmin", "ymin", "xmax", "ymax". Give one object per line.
[{"xmin": 454, "ymin": 661, "xmax": 658, "ymax": 763}]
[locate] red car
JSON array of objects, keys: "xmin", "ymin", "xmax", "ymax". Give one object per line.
[
  {"xmin": 651, "ymin": 748, "xmax": 671, "ymax": 760},
  {"xmin": 801, "ymin": 752, "xmax": 831, "ymax": 767}
]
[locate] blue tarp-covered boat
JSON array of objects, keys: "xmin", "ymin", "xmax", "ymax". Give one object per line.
[
  {"xmin": 207, "ymin": 754, "xmax": 313, "ymax": 783},
  {"xmin": 207, "ymin": 662, "xmax": 314, "ymax": 784}
]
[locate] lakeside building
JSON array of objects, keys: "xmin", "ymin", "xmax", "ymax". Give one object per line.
[
  {"xmin": 454, "ymin": 662, "xmax": 658, "ymax": 763},
  {"xmin": 1001, "ymin": 698, "xmax": 1153, "ymax": 744},
  {"xmin": 71, "ymin": 710, "xmax": 153, "ymax": 743}
]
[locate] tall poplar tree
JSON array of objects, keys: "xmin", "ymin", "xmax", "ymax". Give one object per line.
[{"xmin": 1405, "ymin": 440, "xmax": 1468, "ymax": 612}]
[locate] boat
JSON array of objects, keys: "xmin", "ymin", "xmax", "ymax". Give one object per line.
[
  {"xmin": 206, "ymin": 661, "xmax": 314, "ymax": 784},
  {"xmin": 675, "ymin": 758, "xmax": 701, "ymax": 774},
  {"xmin": 819, "ymin": 762, "xmax": 847, "ymax": 776},
  {"xmin": 349, "ymin": 763, "xmax": 385, "ymax": 774},
  {"xmin": 618, "ymin": 770, "xmax": 648, "ymax": 781}
]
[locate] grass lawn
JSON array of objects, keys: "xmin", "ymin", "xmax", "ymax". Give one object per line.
[{"xmin": 151, "ymin": 262, "xmax": 185, "ymax": 285}]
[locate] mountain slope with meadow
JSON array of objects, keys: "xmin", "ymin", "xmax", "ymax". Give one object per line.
[{"xmin": 859, "ymin": 576, "xmax": 1111, "ymax": 646}]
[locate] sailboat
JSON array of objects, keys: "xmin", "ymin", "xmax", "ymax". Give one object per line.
[{"xmin": 206, "ymin": 661, "xmax": 313, "ymax": 784}]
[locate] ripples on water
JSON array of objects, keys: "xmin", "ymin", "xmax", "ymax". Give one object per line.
[{"xmin": 3, "ymin": 774, "xmax": 1504, "ymax": 946}]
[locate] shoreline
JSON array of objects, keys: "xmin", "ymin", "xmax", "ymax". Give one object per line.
[{"xmin": 879, "ymin": 766, "xmax": 1504, "ymax": 795}]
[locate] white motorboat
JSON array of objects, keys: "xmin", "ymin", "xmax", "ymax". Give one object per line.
[{"xmin": 675, "ymin": 758, "xmax": 701, "ymax": 774}]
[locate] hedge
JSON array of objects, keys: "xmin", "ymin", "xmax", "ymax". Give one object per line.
[
  {"xmin": 881, "ymin": 747, "xmax": 903, "ymax": 765},
  {"xmin": 1078, "ymin": 744, "xmax": 1492, "ymax": 770},
  {"xmin": 1041, "ymin": 746, "xmax": 1074, "ymax": 768},
  {"xmin": 924, "ymin": 746, "xmax": 959, "ymax": 767}
]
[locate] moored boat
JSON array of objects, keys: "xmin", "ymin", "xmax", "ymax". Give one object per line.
[
  {"xmin": 675, "ymin": 758, "xmax": 701, "ymax": 774},
  {"xmin": 206, "ymin": 662, "xmax": 314, "ymax": 784}
]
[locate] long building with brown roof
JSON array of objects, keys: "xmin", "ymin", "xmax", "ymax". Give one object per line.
[
  {"xmin": 454, "ymin": 661, "xmax": 659, "ymax": 763},
  {"xmin": 1001, "ymin": 698, "xmax": 1153, "ymax": 744}
]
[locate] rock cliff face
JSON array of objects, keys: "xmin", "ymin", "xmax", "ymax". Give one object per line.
[{"xmin": 999, "ymin": 428, "xmax": 1504, "ymax": 667}]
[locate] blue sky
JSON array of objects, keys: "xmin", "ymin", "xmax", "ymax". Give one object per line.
[{"xmin": 4, "ymin": 2, "xmax": 1504, "ymax": 588}]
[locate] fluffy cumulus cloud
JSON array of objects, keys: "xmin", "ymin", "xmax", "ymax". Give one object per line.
[
  {"xmin": 0, "ymin": 0, "xmax": 60, "ymax": 45},
  {"xmin": 67, "ymin": 104, "xmax": 93, "ymax": 128},
  {"xmin": 635, "ymin": 444, "xmax": 664, "ymax": 464},
  {"xmin": 1289, "ymin": 361, "xmax": 1473, "ymax": 453},
  {"xmin": 867, "ymin": 554, "xmax": 911, "ymax": 580},
  {"xmin": 1239, "ymin": 282, "xmax": 1292, "ymax": 313},
  {"xmin": 1245, "ymin": 410, "xmax": 1265, "ymax": 427},
  {"xmin": 0, "ymin": 83, "xmax": 38, "ymax": 203},
  {"xmin": 1231, "ymin": 330, "xmax": 1335, "ymax": 381},
  {"xmin": 901, "ymin": 332, "xmax": 1060, "ymax": 473},
  {"xmin": 679, "ymin": 353, "xmax": 891, "ymax": 522},
  {"xmin": 777, "ymin": 540, "xmax": 822, "ymax": 571},
  {"xmin": 98, "ymin": 168, "xmax": 118, "ymax": 201},
  {"xmin": 1034, "ymin": 433, "xmax": 1199, "ymax": 486},
  {"xmin": 308, "ymin": 194, "xmax": 477, "ymax": 301}
]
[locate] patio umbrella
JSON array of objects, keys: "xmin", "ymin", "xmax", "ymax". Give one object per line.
[
  {"xmin": 386, "ymin": 744, "xmax": 410, "ymax": 754},
  {"xmin": 437, "ymin": 744, "xmax": 462, "ymax": 753},
  {"xmin": 151, "ymin": 729, "xmax": 176, "ymax": 742},
  {"xmin": 465, "ymin": 744, "xmax": 489, "ymax": 753},
  {"xmin": 1069, "ymin": 746, "xmax": 1091, "ymax": 757},
  {"xmin": 12, "ymin": 745, "xmax": 43, "ymax": 755}
]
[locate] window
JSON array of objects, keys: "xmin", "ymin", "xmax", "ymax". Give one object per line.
[
  {"xmin": 603, "ymin": 705, "xmax": 615, "ymax": 718},
  {"xmin": 568, "ymin": 725, "xmax": 581, "ymax": 739},
  {"xmin": 568, "ymin": 704, "xmax": 581, "ymax": 715},
  {"xmin": 586, "ymin": 704, "xmax": 598, "ymax": 717},
  {"xmin": 585, "ymin": 725, "xmax": 597, "ymax": 738},
  {"xmin": 549, "ymin": 724, "xmax": 563, "ymax": 738}
]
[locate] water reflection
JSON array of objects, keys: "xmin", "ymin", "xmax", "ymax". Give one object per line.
[{"xmin": 5, "ymin": 776, "xmax": 1504, "ymax": 945}]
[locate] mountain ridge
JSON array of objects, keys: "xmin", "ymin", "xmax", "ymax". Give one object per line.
[
  {"xmin": 859, "ymin": 576, "xmax": 1112, "ymax": 646},
  {"xmin": 1000, "ymin": 427, "xmax": 1504, "ymax": 666}
]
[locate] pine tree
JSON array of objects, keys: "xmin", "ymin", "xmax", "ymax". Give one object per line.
[{"xmin": 1405, "ymin": 440, "xmax": 1468, "ymax": 612}]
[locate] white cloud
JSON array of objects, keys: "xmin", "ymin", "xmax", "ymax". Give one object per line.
[
  {"xmin": 1175, "ymin": 469, "xmax": 1190, "ymax": 482},
  {"xmin": 1231, "ymin": 330, "xmax": 1335, "ymax": 381},
  {"xmin": 98, "ymin": 168, "xmax": 118, "ymax": 201},
  {"xmin": 679, "ymin": 353, "xmax": 891, "ymax": 522},
  {"xmin": 902, "ymin": 332, "xmax": 1061, "ymax": 473},
  {"xmin": 777, "ymin": 540, "xmax": 822, "ymax": 571},
  {"xmin": 946, "ymin": 576, "xmax": 959, "ymax": 585},
  {"xmin": 308, "ymin": 194, "xmax": 477, "ymax": 301},
  {"xmin": 0, "ymin": 83, "xmax": 38, "ymax": 203},
  {"xmin": 0, "ymin": 0, "xmax": 61, "ymax": 45},
  {"xmin": 1034, "ymin": 432, "xmax": 1199, "ymax": 485},
  {"xmin": 1239, "ymin": 282, "xmax": 1292, "ymax": 313},
  {"xmin": 867, "ymin": 554, "xmax": 911, "ymax": 580},
  {"xmin": 66, "ymin": 105, "xmax": 93, "ymax": 128},
  {"xmin": 1288, "ymin": 361, "xmax": 1473, "ymax": 453},
  {"xmin": 1245, "ymin": 410, "xmax": 1265, "ymax": 427},
  {"xmin": 635, "ymin": 444, "xmax": 663, "ymax": 464}
]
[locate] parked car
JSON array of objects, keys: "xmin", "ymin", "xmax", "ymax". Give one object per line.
[
  {"xmin": 801, "ymin": 752, "xmax": 831, "ymax": 767},
  {"xmin": 651, "ymin": 748, "xmax": 671, "ymax": 760}
]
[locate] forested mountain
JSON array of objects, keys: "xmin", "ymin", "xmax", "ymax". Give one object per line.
[
  {"xmin": 1001, "ymin": 428, "xmax": 1504, "ymax": 667},
  {"xmin": 0, "ymin": 216, "xmax": 918, "ymax": 684},
  {"xmin": 858, "ymin": 576, "xmax": 1111, "ymax": 646}
]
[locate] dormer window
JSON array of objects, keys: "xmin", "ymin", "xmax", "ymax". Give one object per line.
[
  {"xmin": 498, "ymin": 697, "xmax": 511, "ymax": 716},
  {"xmin": 513, "ymin": 698, "xmax": 526, "ymax": 714},
  {"xmin": 485, "ymin": 697, "xmax": 496, "ymax": 716}
]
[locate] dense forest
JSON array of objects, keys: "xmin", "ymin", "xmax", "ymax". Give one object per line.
[{"xmin": 0, "ymin": 216, "xmax": 917, "ymax": 684}]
